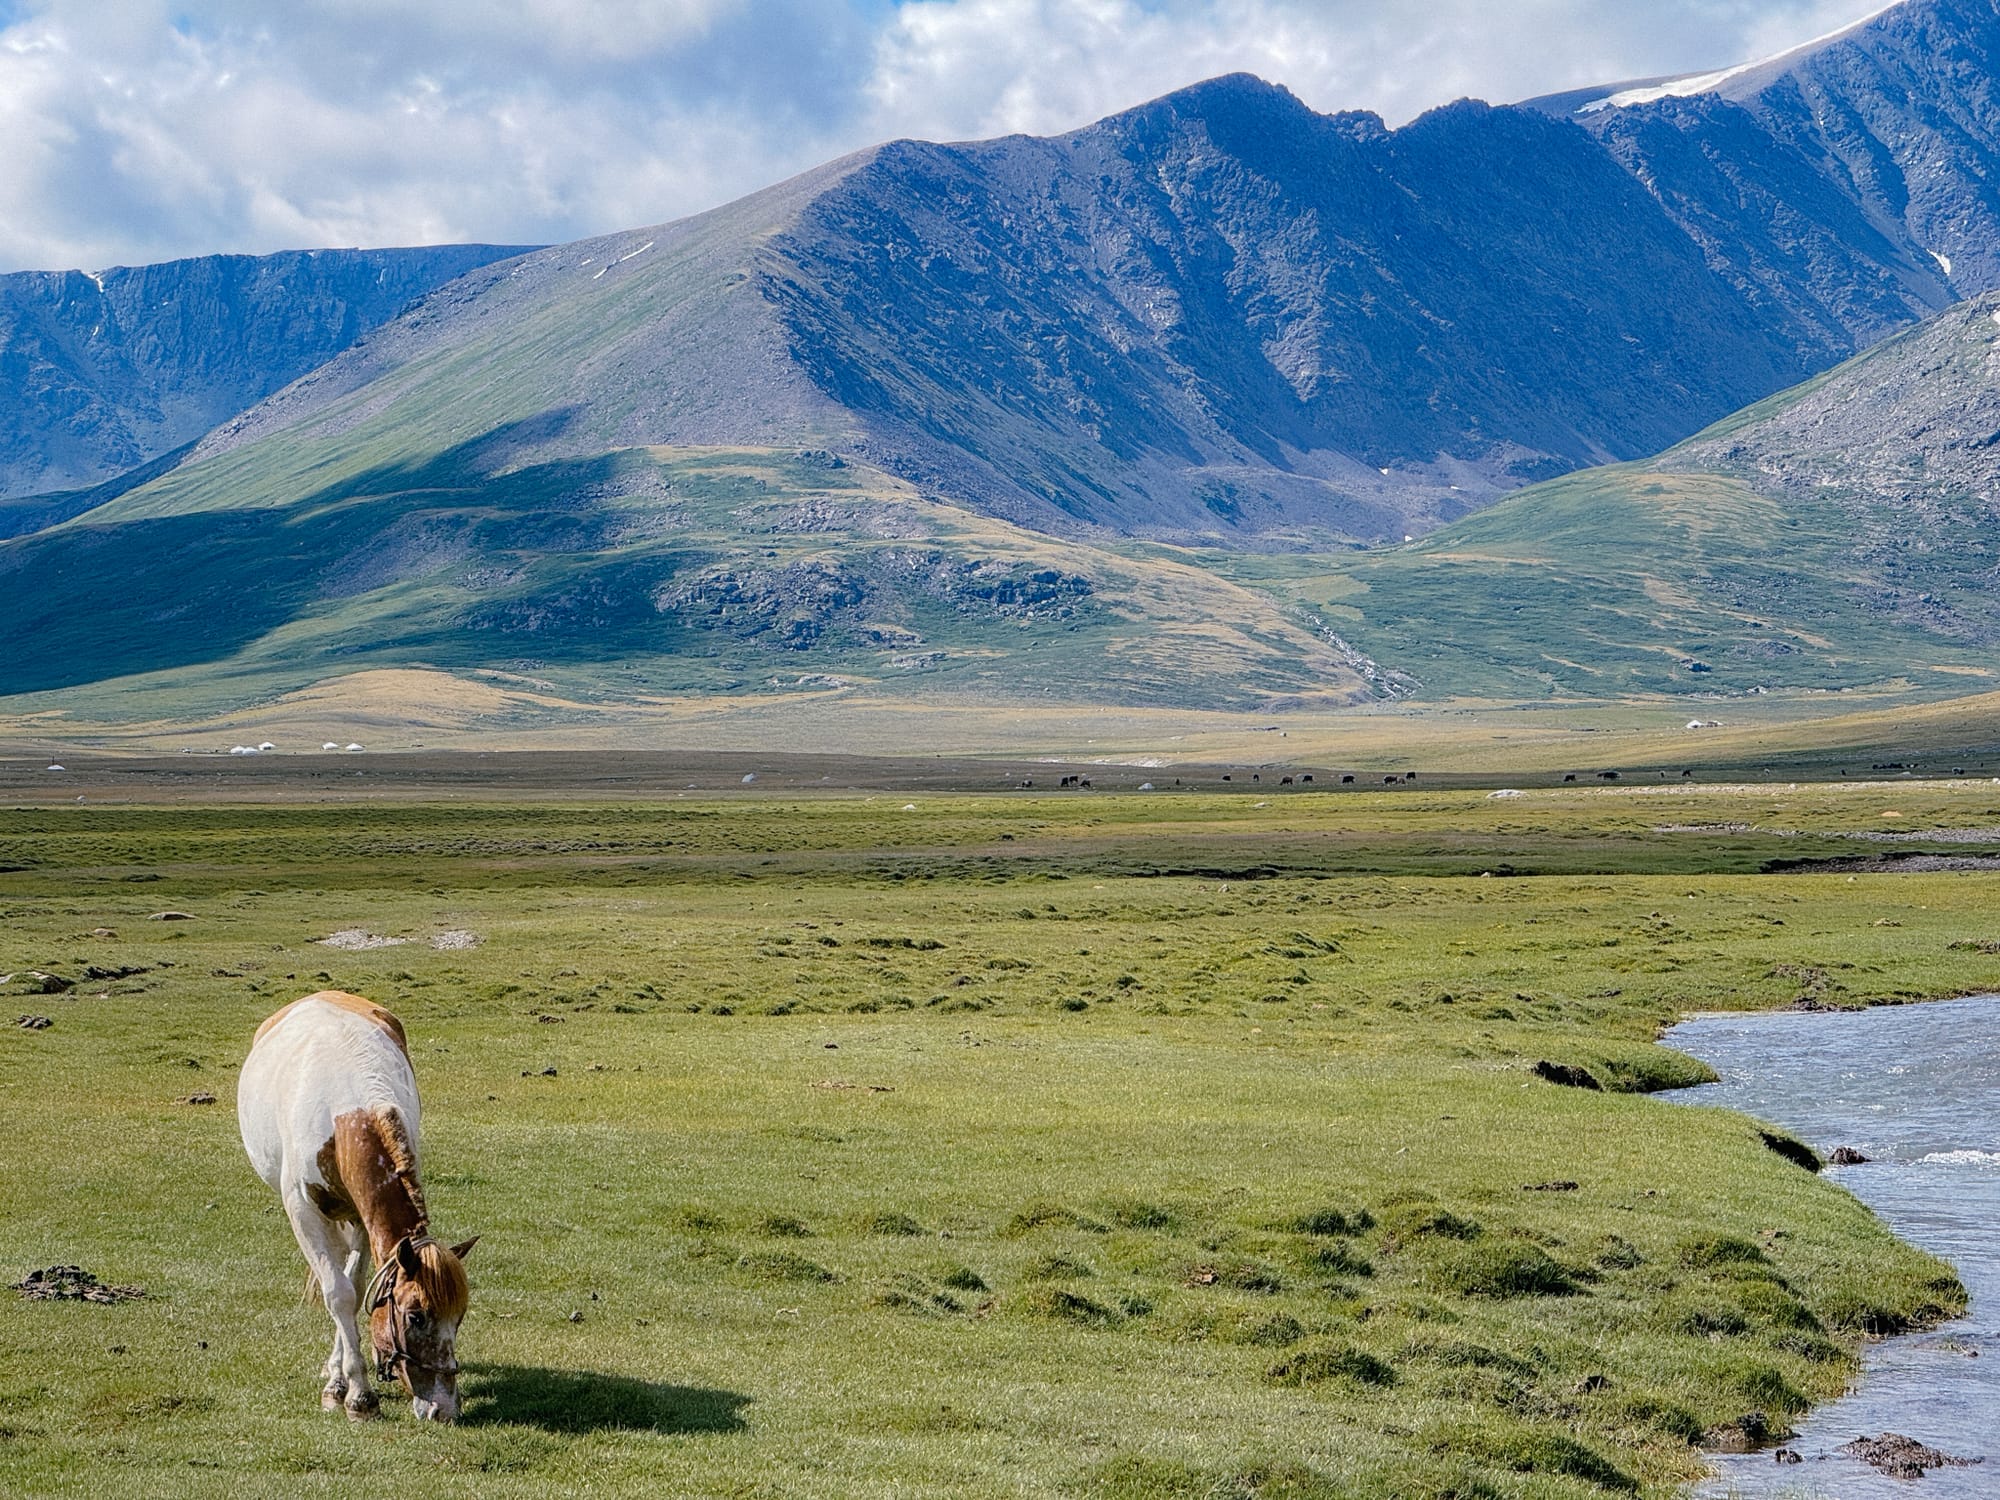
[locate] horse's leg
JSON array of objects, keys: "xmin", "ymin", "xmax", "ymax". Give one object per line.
[
  {"xmin": 315, "ymin": 1223, "xmax": 368, "ymax": 1408},
  {"xmin": 334, "ymin": 1220, "xmax": 372, "ymax": 1404},
  {"xmin": 285, "ymin": 1195, "xmax": 375, "ymax": 1418}
]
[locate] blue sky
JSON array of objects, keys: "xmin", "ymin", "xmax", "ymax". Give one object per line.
[{"xmin": 0, "ymin": 0, "xmax": 1891, "ymax": 272}]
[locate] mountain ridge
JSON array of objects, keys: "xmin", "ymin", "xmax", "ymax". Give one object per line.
[
  {"xmin": 74, "ymin": 0, "xmax": 2000, "ymax": 550},
  {"xmin": 0, "ymin": 242, "xmax": 539, "ymax": 506}
]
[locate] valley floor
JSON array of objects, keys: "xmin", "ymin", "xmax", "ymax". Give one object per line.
[{"xmin": 3, "ymin": 780, "xmax": 1996, "ymax": 1496}]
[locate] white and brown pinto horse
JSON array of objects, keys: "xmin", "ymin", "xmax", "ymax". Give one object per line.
[{"xmin": 240, "ymin": 992, "xmax": 477, "ymax": 1421}]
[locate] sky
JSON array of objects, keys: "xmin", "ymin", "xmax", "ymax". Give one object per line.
[{"xmin": 0, "ymin": 0, "xmax": 1894, "ymax": 273}]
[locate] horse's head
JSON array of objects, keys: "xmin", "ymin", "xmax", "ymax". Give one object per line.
[{"xmin": 368, "ymin": 1233, "xmax": 477, "ymax": 1421}]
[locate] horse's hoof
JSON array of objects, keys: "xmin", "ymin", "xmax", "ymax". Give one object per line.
[
  {"xmin": 320, "ymin": 1387, "xmax": 346, "ymax": 1413},
  {"xmin": 344, "ymin": 1392, "xmax": 380, "ymax": 1421}
]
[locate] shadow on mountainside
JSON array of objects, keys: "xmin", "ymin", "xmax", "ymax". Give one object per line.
[{"xmin": 0, "ymin": 410, "xmax": 681, "ymax": 696}]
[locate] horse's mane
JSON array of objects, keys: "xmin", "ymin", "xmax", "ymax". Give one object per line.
[
  {"xmin": 369, "ymin": 1111, "xmax": 466, "ymax": 1317},
  {"xmin": 406, "ymin": 1236, "xmax": 470, "ymax": 1322},
  {"xmin": 376, "ymin": 1109, "xmax": 430, "ymax": 1229}
]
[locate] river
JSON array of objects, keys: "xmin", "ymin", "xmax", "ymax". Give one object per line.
[{"xmin": 1664, "ymin": 994, "xmax": 2000, "ymax": 1497}]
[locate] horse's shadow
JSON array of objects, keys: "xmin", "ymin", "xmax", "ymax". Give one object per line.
[{"xmin": 462, "ymin": 1364, "xmax": 749, "ymax": 1435}]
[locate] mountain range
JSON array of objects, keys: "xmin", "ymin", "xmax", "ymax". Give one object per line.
[
  {"xmin": 0, "ymin": 244, "xmax": 535, "ymax": 517},
  {"xmin": 2, "ymin": 0, "xmax": 1998, "ymax": 725}
]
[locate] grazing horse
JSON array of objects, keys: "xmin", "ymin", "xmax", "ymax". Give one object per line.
[{"xmin": 239, "ymin": 992, "xmax": 478, "ymax": 1421}]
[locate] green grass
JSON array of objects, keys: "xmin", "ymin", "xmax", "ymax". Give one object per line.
[
  {"xmin": 1, "ymin": 780, "xmax": 1987, "ymax": 1496},
  {"xmin": 1177, "ymin": 463, "xmax": 2000, "ymax": 705}
]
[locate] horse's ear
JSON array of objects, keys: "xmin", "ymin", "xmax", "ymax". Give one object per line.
[
  {"xmin": 395, "ymin": 1236, "xmax": 423, "ymax": 1276},
  {"xmin": 450, "ymin": 1235, "xmax": 480, "ymax": 1262}
]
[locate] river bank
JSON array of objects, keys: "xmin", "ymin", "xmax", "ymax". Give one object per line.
[{"xmin": 1668, "ymin": 996, "xmax": 2000, "ymax": 1496}]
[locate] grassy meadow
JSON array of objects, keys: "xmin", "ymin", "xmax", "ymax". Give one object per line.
[{"xmin": 4, "ymin": 777, "xmax": 1996, "ymax": 1497}]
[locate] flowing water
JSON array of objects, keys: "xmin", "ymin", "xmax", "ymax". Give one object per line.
[{"xmin": 1664, "ymin": 995, "xmax": 2000, "ymax": 1497}]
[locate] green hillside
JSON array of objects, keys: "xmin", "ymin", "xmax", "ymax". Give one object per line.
[
  {"xmin": 1235, "ymin": 292, "xmax": 2000, "ymax": 703},
  {"xmin": 7, "ymin": 279, "xmax": 2000, "ymax": 738},
  {"xmin": 0, "ymin": 442, "xmax": 1362, "ymax": 720}
]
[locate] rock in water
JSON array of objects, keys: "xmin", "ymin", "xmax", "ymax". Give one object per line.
[{"xmin": 1838, "ymin": 1432, "xmax": 1982, "ymax": 1478}]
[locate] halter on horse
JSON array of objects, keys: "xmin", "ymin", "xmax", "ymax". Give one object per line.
[{"xmin": 360, "ymin": 1230, "xmax": 477, "ymax": 1420}]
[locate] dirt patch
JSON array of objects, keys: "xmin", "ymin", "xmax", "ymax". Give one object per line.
[
  {"xmin": 14, "ymin": 1266, "xmax": 144, "ymax": 1304},
  {"xmin": 1532, "ymin": 1060, "xmax": 1602, "ymax": 1090},
  {"xmin": 429, "ymin": 929, "xmax": 481, "ymax": 950},
  {"xmin": 1758, "ymin": 1130, "xmax": 1823, "ymax": 1173},
  {"xmin": 315, "ymin": 929, "xmax": 409, "ymax": 950}
]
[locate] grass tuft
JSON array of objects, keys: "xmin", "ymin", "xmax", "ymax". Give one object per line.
[
  {"xmin": 1380, "ymin": 1202, "xmax": 1484, "ymax": 1246},
  {"xmin": 938, "ymin": 1264, "xmax": 988, "ymax": 1292},
  {"xmin": 1024, "ymin": 1253, "xmax": 1094, "ymax": 1282},
  {"xmin": 735, "ymin": 1250, "xmax": 838, "ymax": 1284},
  {"xmin": 1421, "ymin": 1241, "xmax": 1578, "ymax": 1299},
  {"xmin": 1001, "ymin": 1200, "xmax": 1108, "ymax": 1237},
  {"xmin": 1431, "ymin": 1421, "xmax": 1637, "ymax": 1493},
  {"xmin": 1291, "ymin": 1205, "xmax": 1374, "ymax": 1237},
  {"xmin": 1018, "ymin": 1287, "xmax": 1116, "ymax": 1326},
  {"xmin": 1676, "ymin": 1234, "xmax": 1769, "ymax": 1271},
  {"xmin": 1266, "ymin": 1341, "xmax": 1397, "ymax": 1389},
  {"xmin": 1101, "ymin": 1197, "xmax": 1180, "ymax": 1231},
  {"xmin": 1292, "ymin": 1239, "xmax": 1375, "ymax": 1279},
  {"xmin": 860, "ymin": 1210, "xmax": 926, "ymax": 1237}
]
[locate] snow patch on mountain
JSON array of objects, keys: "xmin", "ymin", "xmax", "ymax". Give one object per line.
[{"xmin": 1580, "ymin": 2, "xmax": 1902, "ymax": 112}]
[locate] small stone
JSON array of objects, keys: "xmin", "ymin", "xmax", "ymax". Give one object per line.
[
  {"xmin": 147, "ymin": 912, "xmax": 196, "ymax": 921},
  {"xmin": 184, "ymin": 1091, "xmax": 217, "ymax": 1105},
  {"xmin": 17, "ymin": 1015, "xmax": 53, "ymax": 1030},
  {"xmin": 1828, "ymin": 1146, "xmax": 1870, "ymax": 1166},
  {"xmin": 566, "ymin": 1310, "xmax": 584, "ymax": 1323},
  {"xmin": 1774, "ymin": 1448, "xmax": 1802, "ymax": 1464}
]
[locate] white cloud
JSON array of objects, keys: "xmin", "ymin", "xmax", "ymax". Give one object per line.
[
  {"xmin": 0, "ymin": 0, "xmax": 1896, "ymax": 272},
  {"xmin": 863, "ymin": 0, "xmax": 1892, "ymax": 142}
]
